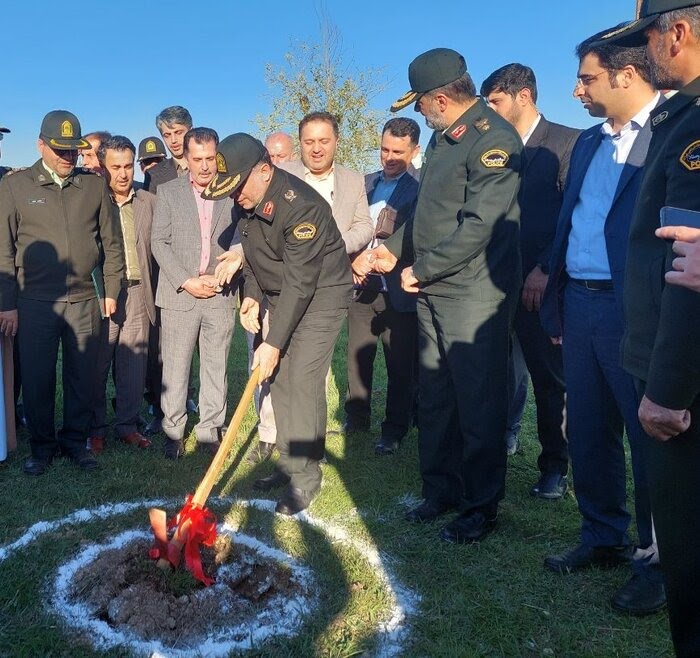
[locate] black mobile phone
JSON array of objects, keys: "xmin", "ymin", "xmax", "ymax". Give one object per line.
[{"xmin": 659, "ymin": 206, "xmax": 700, "ymax": 229}]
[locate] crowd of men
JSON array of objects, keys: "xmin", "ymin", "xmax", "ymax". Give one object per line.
[{"xmin": 1, "ymin": 0, "xmax": 699, "ymax": 654}]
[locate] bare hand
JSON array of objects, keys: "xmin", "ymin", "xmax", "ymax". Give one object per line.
[
  {"xmin": 182, "ymin": 277, "xmax": 217, "ymax": 299},
  {"xmin": 104, "ymin": 298, "xmax": 117, "ymax": 318},
  {"xmin": 352, "ymin": 272, "xmax": 367, "ymax": 286},
  {"xmin": 655, "ymin": 225, "xmax": 700, "ymax": 293},
  {"xmin": 240, "ymin": 297, "xmax": 261, "ymax": 333},
  {"xmin": 252, "ymin": 342, "xmax": 280, "ymax": 381},
  {"xmin": 215, "ymin": 251, "xmax": 243, "ymax": 286},
  {"xmin": 351, "ymin": 251, "xmax": 375, "ymax": 278},
  {"xmin": 367, "ymin": 244, "xmax": 398, "ymax": 274},
  {"xmin": 0, "ymin": 309, "xmax": 18, "ymax": 337},
  {"xmin": 638, "ymin": 394, "xmax": 691, "ymax": 441},
  {"xmin": 522, "ymin": 265, "xmax": 549, "ymax": 312},
  {"xmin": 400, "ymin": 267, "xmax": 420, "ymax": 293}
]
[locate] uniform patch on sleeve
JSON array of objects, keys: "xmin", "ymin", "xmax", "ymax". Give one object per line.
[
  {"xmin": 480, "ymin": 149, "xmax": 509, "ymax": 168},
  {"xmin": 680, "ymin": 140, "xmax": 700, "ymax": 171},
  {"xmin": 293, "ymin": 223, "xmax": 317, "ymax": 240}
]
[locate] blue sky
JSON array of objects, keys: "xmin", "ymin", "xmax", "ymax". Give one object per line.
[{"xmin": 2, "ymin": 0, "xmax": 635, "ymax": 172}]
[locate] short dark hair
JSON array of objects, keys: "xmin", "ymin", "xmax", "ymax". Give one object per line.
[
  {"xmin": 84, "ymin": 131, "xmax": 112, "ymax": 147},
  {"xmin": 183, "ymin": 127, "xmax": 219, "ymax": 153},
  {"xmin": 428, "ymin": 73, "xmax": 477, "ymax": 104},
  {"xmin": 576, "ymin": 27, "xmax": 652, "ymax": 85},
  {"xmin": 480, "ymin": 63, "xmax": 538, "ymax": 103},
  {"xmin": 299, "ymin": 111, "xmax": 339, "ymax": 138},
  {"xmin": 97, "ymin": 135, "xmax": 135, "ymax": 165},
  {"xmin": 382, "ymin": 117, "xmax": 420, "ymax": 145},
  {"xmin": 156, "ymin": 106, "xmax": 193, "ymax": 131}
]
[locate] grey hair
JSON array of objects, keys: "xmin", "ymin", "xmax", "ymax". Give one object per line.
[
  {"xmin": 155, "ymin": 106, "xmax": 193, "ymax": 132},
  {"xmin": 654, "ymin": 6, "xmax": 700, "ymax": 34}
]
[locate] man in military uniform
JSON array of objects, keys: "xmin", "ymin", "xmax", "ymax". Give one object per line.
[
  {"xmin": 599, "ymin": 2, "xmax": 700, "ymax": 654},
  {"xmin": 202, "ymin": 133, "xmax": 352, "ymax": 515},
  {"xmin": 359, "ymin": 48, "xmax": 522, "ymax": 543},
  {"xmin": 0, "ymin": 110, "xmax": 124, "ymax": 475}
]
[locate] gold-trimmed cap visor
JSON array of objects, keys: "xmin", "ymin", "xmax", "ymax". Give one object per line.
[
  {"xmin": 391, "ymin": 90, "xmax": 423, "ymax": 113},
  {"xmin": 593, "ymin": 16, "xmax": 657, "ymax": 45},
  {"xmin": 201, "ymin": 172, "xmax": 244, "ymax": 200},
  {"xmin": 43, "ymin": 136, "xmax": 89, "ymax": 150}
]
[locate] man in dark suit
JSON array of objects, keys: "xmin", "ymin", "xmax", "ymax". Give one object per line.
[
  {"xmin": 346, "ymin": 118, "xmax": 420, "ymax": 455},
  {"xmin": 481, "ymin": 64, "xmax": 579, "ymax": 499},
  {"xmin": 89, "ymin": 136, "xmax": 157, "ymax": 454},
  {"xmin": 144, "ymin": 106, "xmax": 193, "ymax": 194},
  {"xmin": 539, "ymin": 31, "xmax": 665, "ymax": 615}
]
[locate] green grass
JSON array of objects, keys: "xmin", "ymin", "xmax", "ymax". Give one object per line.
[{"xmin": 0, "ymin": 324, "xmax": 673, "ymax": 657}]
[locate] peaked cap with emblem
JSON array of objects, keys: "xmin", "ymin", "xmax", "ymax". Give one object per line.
[
  {"xmin": 39, "ymin": 110, "xmax": 89, "ymax": 150},
  {"xmin": 391, "ymin": 48, "xmax": 467, "ymax": 113},
  {"xmin": 137, "ymin": 136, "xmax": 166, "ymax": 162},
  {"xmin": 201, "ymin": 132, "xmax": 267, "ymax": 201},
  {"xmin": 594, "ymin": 0, "xmax": 700, "ymax": 46}
]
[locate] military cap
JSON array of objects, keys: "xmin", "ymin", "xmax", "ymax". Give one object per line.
[
  {"xmin": 39, "ymin": 110, "xmax": 89, "ymax": 150},
  {"xmin": 137, "ymin": 136, "xmax": 166, "ymax": 162},
  {"xmin": 201, "ymin": 132, "xmax": 267, "ymax": 200},
  {"xmin": 0, "ymin": 125, "xmax": 9, "ymax": 134},
  {"xmin": 391, "ymin": 48, "xmax": 467, "ymax": 113},
  {"xmin": 595, "ymin": 0, "xmax": 700, "ymax": 45}
]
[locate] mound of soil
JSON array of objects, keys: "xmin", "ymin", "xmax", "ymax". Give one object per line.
[{"xmin": 68, "ymin": 534, "xmax": 304, "ymax": 646}]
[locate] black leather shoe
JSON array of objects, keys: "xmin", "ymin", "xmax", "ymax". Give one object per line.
[
  {"xmin": 374, "ymin": 437, "xmax": 400, "ymax": 456},
  {"xmin": 67, "ymin": 448, "xmax": 98, "ymax": 471},
  {"xmin": 405, "ymin": 499, "xmax": 456, "ymax": 523},
  {"xmin": 246, "ymin": 440, "xmax": 276, "ymax": 464},
  {"xmin": 23, "ymin": 456, "xmax": 51, "ymax": 476},
  {"xmin": 164, "ymin": 439, "xmax": 184, "ymax": 460},
  {"xmin": 253, "ymin": 469, "xmax": 291, "ymax": 492},
  {"xmin": 610, "ymin": 573, "xmax": 666, "ymax": 616},
  {"xmin": 545, "ymin": 543, "xmax": 634, "ymax": 574},
  {"xmin": 439, "ymin": 509, "xmax": 498, "ymax": 544},
  {"xmin": 275, "ymin": 486, "xmax": 318, "ymax": 515},
  {"xmin": 531, "ymin": 472, "xmax": 567, "ymax": 500}
]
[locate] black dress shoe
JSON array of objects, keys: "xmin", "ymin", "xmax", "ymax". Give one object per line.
[
  {"xmin": 374, "ymin": 437, "xmax": 400, "ymax": 456},
  {"xmin": 246, "ymin": 440, "xmax": 276, "ymax": 464},
  {"xmin": 66, "ymin": 448, "xmax": 98, "ymax": 471},
  {"xmin": 439, "ymin": 509, "xmax": 498, "ymax": 544},
  {"xmin": 405, "ymin": 499, "xmax": 456, "ymax": 523},
  {"xmin": 253, "ymin": 469, "xmax": 291, "ymax": 492},
  {"xmin": 610, "ymin": 573, "xmax": 666, "ymax": 616},
  {"xmin": 544, "ymin": 543, "xmax": 634, "ymax": 574},
  {"xmin": 531, "ymin": 472, "xmax": 567, "ymax": 500},
  {"xmin": 275, "ymin": 486, "xmax": 318, "ymax": 515},
  {"xmin": 164, "ymin": 439, "xmax": 184, "ymax": 460},
  {"xmin": 23, "ymin": 456, "xmax": 51, "ymax": 476}
]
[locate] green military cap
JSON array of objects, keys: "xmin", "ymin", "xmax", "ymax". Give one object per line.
[
  {"xmin": 137, "ymin": 136, "xmax": 167, "ymax": 162},
  {"xmin": 39, "ymin": 110, "xmax": 89, "ymax": 150},
  {"xmin": 595, "ymin": 0, "xmax": 700, "ymax": 45},
  {"xmin": 391, "ymin": 48, "xmax": 467, "ymax": 113},
  {"xmin": 201, "ymin": 132, "xmax": 267, "ymax": 200}
]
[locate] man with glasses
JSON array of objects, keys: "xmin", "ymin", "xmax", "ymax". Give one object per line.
[
  {"xmin": 0, "ymin": 110, "xmax": 124, "ymax": 475},
  {"xmin": 540, "ymin": 30, "xmax": 664, "ymax": 615}
]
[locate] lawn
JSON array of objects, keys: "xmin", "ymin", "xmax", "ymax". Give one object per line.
[{"xmin": 0, "ymin": 324, "xmax": 673, "ymax": 657}]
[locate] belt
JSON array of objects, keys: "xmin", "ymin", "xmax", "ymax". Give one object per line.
[
  {"xmin": 569, "ymin": 278, "xmax": 613, "ymax": 291},
  {"xmin": 125, "ymin": 279, "xmax": 141, "ymax": 288}
]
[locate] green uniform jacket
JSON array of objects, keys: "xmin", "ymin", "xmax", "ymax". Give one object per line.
[
  {"xmin": 384, "ymin": 99, "xmax": 522, "ymax": 300},
  {"xmin": 240, "ymin": 167, "xmax": 352, "ymax": 350},
  {"xmin": 622, "ymin": 76, "xmax": 700, "ymax": 409},
  {"xmin": 0, "ymin": 159, "xmax": 124, "ymax": 310}
]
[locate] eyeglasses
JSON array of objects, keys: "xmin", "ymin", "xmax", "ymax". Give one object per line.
[{"xmin": 575, "ymin": 70, "xmax": 608, "ymax": 88}]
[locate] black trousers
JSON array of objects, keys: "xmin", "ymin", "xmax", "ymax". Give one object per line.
[
  {"xmin": 514, "ymin": 303, "xmax": 568, "ymax": 475},
  {"xmin": 345, "ymin": 290, "xmax": 417, "ymax": 441},
  {"xmin": 17, "ymin": 297, "xmax": 102, "ymax": 458},
  {"xmin": 417, "ymin": 293, "xmax": 513, "ymax": 513},
  {"xmin": 271, "ymin": 307, "xmax": 346, "ymax": 492}
]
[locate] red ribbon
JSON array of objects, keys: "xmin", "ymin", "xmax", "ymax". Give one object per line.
[{"xmin": 149, "ymin": 494, "xmax": 218, "ymax": 586}]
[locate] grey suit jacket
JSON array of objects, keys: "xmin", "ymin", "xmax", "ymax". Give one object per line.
[
  {"xmin": 279, "ymin": 160, "xmax": 373, "ymax": 255},
  {"xmin": 132, "ymin": 189, "xmax": 157, "ymax": 325},
  {"xmin": 151, "ymin": 175, "xmax": 241, "ymax": 311}
]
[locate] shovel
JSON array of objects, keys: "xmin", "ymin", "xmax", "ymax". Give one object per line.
[{"xmin": 149, "ymin": 367, "xmax": 259, "ymax": 585}]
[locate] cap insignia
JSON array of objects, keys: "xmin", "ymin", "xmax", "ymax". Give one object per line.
[
  {"xmin": 146, "ymin": 140, "xmax": 156, "ymax": 153},
  {"xmin": 293, "ymin": 223, "xmax": 317, "ymax": 240},
  {"xmin": 216, "ymin": 153, "xmax": 227, "ymax": 173},
  {"xmin": 680, "ymin": 140, "xmax": 700, "ymax": 172},
  {"xmin": 480, "ymin": 149, "xmax": 509, "ymax": 168},
  {"xmin": 61, "ymin": 120, "xmax": 74, "ymax": 138}
]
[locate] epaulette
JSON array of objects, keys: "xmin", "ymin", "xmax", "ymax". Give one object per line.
[
  {"xmin": 473, "ymin": 117, "xmax": 491, "ymax": 134},
  {"xmin": 0, "ymin": 166, "xmax": 27, "ymax": 178}
]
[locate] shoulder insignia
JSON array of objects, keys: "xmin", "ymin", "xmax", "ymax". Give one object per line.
[
  {"xmin": 480, "ymin": 149, "xmax": 509, "ymax": 168},
  {"xmin": 293, "ymin": 222, "xmax": 316, "ymax": 240},
  {"xmin": 474, "ymin": 118, "xmax": 490, "ymax": 133},
  {"xmin": 261, "ymin": 200, "xmax": 275, "ymax": 216},
  {"xmin": 652, "ymin": 110, "xmax": 669, "ymax": 127},
  {"xmin": 284, "ymin": 189, "xmax": 297, "ymax": 202},
  {"xmin": 680, "ymin": 140, "xmax": 700, "ymax": 171},
  {"xmin": 3, "ymin": 166, "xmax": 27, "ymax": 177},
  {"xmin": 450, "ymin": 124, "xmax": 467, "ymax": 140}
]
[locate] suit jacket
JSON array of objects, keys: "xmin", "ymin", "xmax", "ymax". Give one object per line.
[
  {"xmin": 132, "ymin": 189, "xmax": 157, "ymax": 325},
  {"xmin": 151, "ymin": 175, "xmax": 240, "ymax": 311},
  {"xmin": 143, "ymin": 158, "xmax": 177, "ymax": 194},
  {"xmin": 279, "ymin": 160, "xmax": 373, "ymax": 254},
  {"xmin": 364, "ymin": 166, "xmax": 419, "ymax": 313},
  {"xmin": 540, "ymin": 105, "xmax": 658, "ymax": 337},
  {"xmin": 519, "ymin": 117, "xmax": 580, "ymax": 274}
]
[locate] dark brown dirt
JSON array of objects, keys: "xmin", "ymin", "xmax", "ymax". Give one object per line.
[{"xmin": 68, "ymin": 534, "xmax": 302, "ymax": 646}]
